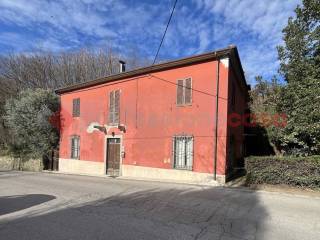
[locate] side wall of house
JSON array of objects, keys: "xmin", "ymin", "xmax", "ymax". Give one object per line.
[
  {"xmin": 58, "ymin": 59, "xmax": 229, "ymax": 183},
  {"xmin": 226, "ymin": 60, "xmax": 248, "ymax": 176}
]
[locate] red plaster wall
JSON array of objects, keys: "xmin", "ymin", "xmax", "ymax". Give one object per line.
[
  {"xmin": 226, "ymin": 63, "xmax": 248, "ymax": 172},
  {"xmin": 59, "ymin": 60, "xmax": 232, "ymax": 175}
]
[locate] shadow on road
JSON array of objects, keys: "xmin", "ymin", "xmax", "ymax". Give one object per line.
[
  {"xmin": 0, "ymin": 194, "xmax": 56, "ymax": 215},
  {"xmin": 0, "ymin": 187, "xmax": 268, "ymax": 239}
]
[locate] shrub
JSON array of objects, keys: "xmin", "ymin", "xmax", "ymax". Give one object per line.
[
  {"xmin": 245, "ymin": 156, "xmax": 320, "ymax": 189},
  {"xmin": 4, "ymin": 89, "xmax": 60, "ymax": 159}
]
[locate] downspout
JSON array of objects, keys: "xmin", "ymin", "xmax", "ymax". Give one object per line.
[{"xmin": 214, "ymin": 59, "xmax": 220, "ymax": 180}]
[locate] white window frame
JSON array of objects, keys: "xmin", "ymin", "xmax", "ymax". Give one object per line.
[{"xmin": 172, "ymin": 135, "xmax": 194, "ymax": 170}]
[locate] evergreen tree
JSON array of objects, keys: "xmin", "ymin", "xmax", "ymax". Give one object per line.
[
  {"xmin": 4, "ymin": 89, "xmax": 60, "ymax": 158},
  {"xmin": 277, "ymin": 0, "xmax": 320, "ymax": 155}
]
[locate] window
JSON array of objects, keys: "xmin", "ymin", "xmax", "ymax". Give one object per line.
[
  {"xmin": 173, "ymin": 135, "xmax": 193, "ymax": 170},
  {"xmin": 72, "ymin": 98, "xmax": 80, "ymax": 117},
  {"xmin": 109, "ymin": 90, "xmax": 120, "ymax": 125},
  {"xmin": 177, "ymin": 78, "xmax": 192, "ymax": 105},
  {"xmin": 71, "ymin": 136, "xmax": 80, "ymax": 159}
]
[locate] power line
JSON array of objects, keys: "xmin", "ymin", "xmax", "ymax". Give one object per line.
[
  {"xmin": 152, "ymin": 0, "xmax": 178, "ymax": 65},
  {"xmin": 148, "ymin": 74, "xmax": 228, "ymax": 101},
  {"xmin": 65, "ymin": 72, "xmax": 228, "ymax": 102}
]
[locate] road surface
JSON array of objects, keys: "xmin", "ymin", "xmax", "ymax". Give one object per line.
[{"xmin": 0, "ymin": 171, "xmax": 319, "ymax": 240}]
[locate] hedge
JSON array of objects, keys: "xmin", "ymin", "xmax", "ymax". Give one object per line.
[{"xmin": 245, "ymin": 156, "xmax": 320, "ymax": 189}]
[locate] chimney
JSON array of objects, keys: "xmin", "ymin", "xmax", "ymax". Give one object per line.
[{"xmin": 119, "ymin": 60, "xmax": 126, "ymax": 73}]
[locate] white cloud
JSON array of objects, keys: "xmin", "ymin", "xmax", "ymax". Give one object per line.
[
  {"xmin": 0, "ymin": 0, "xmax": 119, "ymax": 38},
  {"xmin": 0, "ymin": 0, "xmax": 301, "ymax": 84},
  {"xmin": 189, "ymin": 0, "xmax": 301, "ymax": 84},
  {"xmin": 198, "ymin": 30, "xmax": 210, "ymax": 53}
]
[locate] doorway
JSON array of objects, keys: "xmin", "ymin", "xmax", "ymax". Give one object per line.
[{"xmin": 106, "ymin": 138, "xmax": 121, "ymax": 176}]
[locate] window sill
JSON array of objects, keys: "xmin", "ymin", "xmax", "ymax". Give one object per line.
[
  {"xmin": 176, "ymin": 103, "xmax": 192, "ymax": 107},
  {"xmin": 173, "ymin": 166, "xmax": 193, "ymax": 171}
]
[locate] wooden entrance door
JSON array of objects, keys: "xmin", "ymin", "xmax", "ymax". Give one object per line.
[{"xmin": 106, "ymin": 138, "xmax": 121, "ymax": 176}]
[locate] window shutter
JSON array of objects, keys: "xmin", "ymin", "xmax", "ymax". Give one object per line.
[
  {"xmin": 184, "ymin": 78, "xmax": 192, "ymax": 104},
  {"xmin": 77, "ymin": 99, "xmax": 80, "ymax": 116},
  {"xmin": 72, "ymin": 98, "xmax": 80, "ymax": 117},
  {"xmin": 114, "ymin": 90, "xmax": 120, "ymax": 124},
  {"xmin": 109, "ymin": 91, "xmax": 115, "ymax": 124},
  {"xmin": 72, "ymin": 100, "xmax": 76, "ymax": 117},
  {"xmin": 177, "ymin": 80, "xmax": 184, "ymax": 105},
  {"xmin": 73, "ymin": 99, "xmax": 77, "ymax": 117}
]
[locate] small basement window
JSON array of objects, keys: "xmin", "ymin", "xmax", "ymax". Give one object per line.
[
  {"xmin": 71, "ymin": 136, "xmax": 80, "ymax": 159},
  {"xmin": 173, "ymin": 135, "xmax": 193, "ymax": 170}
]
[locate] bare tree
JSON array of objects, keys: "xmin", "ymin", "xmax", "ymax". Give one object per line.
[{"xmin": 0, "ymin": 47, "xmax": 150, "ymax": 148}]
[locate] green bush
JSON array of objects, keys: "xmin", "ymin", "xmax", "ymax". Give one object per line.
[
  {"xmin": 245, "ymin": 156, "xmax": 320, "ymax": 189},
  {"xmin": 4, "ymin": 89, "xmax": 60, "ymax": 159}
]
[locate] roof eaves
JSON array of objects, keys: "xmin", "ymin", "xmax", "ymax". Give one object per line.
[{"xmin": 55, "ymin": 46, "xmax": 233, "ymax": 95}]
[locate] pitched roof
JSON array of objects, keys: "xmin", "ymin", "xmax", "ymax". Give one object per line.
[{"xmin": 55, "ymin": 45, "xmax": 247, "ymax": 94}]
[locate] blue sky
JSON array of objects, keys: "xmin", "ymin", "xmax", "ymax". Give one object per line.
[{"xmin": 0, "ymin": 0, "xmax": 301, "ymax": 84}]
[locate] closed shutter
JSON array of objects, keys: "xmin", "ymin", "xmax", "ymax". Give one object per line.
[
  {"xmin": 77, "ymin": 99, "xmax": 80, "ymax": 116},
  {"xmin": 177, "ymin": 80, "xmax": 184, "ymax": 105},
  {"xmin": 184, "ymin": 78, "xmax": 192, "ymax": 104},
  {"xmin": 114, "ymin": 90, "xmax": 120, "ymax": 124},
  {"xmin": 73, "ymin": 98, "xmax": 80, "ymax": 117},
  {"xmin": 72, "ymin": 99, "xmax": 76, "ymax": 117},
  {"xmin": 109, "ymin": 91, "xmax": 115, "ymax": 124},
  {"xmin": 109, "ymin": 90, "xmax": 120, "ymax": 125}
]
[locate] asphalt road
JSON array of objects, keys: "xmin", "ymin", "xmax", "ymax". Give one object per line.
[{"xmin": 0, "ymin": 171, "xmax": 319, "ymax": 240}]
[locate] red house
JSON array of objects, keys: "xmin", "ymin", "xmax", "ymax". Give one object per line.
[{"xmin": 55, "ymin": 45, "xmax": 249, "ymax": 184}]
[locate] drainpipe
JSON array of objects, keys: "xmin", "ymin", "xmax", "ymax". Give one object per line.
[{"xmin": 214, "ymin": 59, "xmax": 220, "ymax": 180}]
